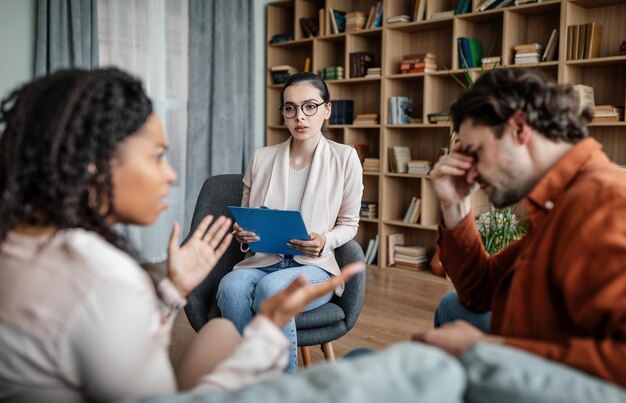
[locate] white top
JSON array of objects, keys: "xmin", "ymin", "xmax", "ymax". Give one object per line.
[
  {"xmin": 0, "ymin": 229, "xmax": 289, "ymax": 403},
  {"xmin": 286, "ymin": 165, "xmax": 311, "ymax": 211}
]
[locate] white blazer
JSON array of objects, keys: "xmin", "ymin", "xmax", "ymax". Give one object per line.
[{"xmin": 234, "ymin": 136, "xmax": 363, "ymax": 281}]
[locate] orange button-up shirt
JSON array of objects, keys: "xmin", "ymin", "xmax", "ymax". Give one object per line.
[{"xmin": 440, "ymin": 137, "xmax": 626, "ymax": 387}]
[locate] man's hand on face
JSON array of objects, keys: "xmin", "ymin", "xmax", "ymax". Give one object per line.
[{"xmin": 411, "ymin": 320, "xmax": 503, "ymax": 357}]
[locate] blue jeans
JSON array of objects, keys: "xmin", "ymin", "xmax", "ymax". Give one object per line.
[
  {"xmin": 216, "ymin": 258, "xmax": 332, "ymax": 373},
  {"xmin": 434, "ymin": 290, "xmax": 491, "ymax": 333}
]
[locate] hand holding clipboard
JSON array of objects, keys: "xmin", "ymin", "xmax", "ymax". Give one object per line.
[{"xmin": 229, "ymin": 206, "xmax": 321, "ymax": 256}]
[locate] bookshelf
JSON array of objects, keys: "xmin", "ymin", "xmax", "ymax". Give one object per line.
[{"xmin": 266, "ymin": 0, "xmax": 626, "ymax": 271}]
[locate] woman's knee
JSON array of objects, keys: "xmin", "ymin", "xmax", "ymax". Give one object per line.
[
  {"xmin": 252, "ymin": 276, "xmax": 291, "ymax": 312},
  {"xmin": 217, "ymin": 270, "xmax": 260, "ymax": 308}
]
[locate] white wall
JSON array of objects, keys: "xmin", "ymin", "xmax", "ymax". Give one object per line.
[
  {"xmin": 253, "ymin": 0, "xmax": 274, "ymax": 149},
  {"xmin": 0, "ymin": 0, "xmax": 36, "ymax": 100}
]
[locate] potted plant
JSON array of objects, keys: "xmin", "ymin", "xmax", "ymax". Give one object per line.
[{"xmin": 475, "ymin": 207, "xmax": 526, "ymax": 254}]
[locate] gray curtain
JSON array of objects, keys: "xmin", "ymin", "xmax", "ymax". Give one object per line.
[
  {"xmin": 186, "ymin": 0, "xmax": 254, "ymax": 231},
  {"xmin": 35, "ymin": 0, "xmax": 98, "ymax": 76}
]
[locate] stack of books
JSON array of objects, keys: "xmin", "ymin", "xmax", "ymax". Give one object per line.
[
  {"xmin": 567, "ymin": 22, "xmax": 603, "ymax": 60},
  {"xmin": 360, "ymin": 201, "xmax": 378, "ymax": 219},
  {"xmin": 592, "ymin": 105, "xmax": 625, "ymax": 123},
  {"xmin": 388, "ymin": 145, "xmax": 411, "ymax": 173},
  {"xmin": 353, "ymin": 113, "xmax": 379, "ymax": 125},
  {"xmin": 349, "ymin": 52, "xmax": 374, "ymax": 78},
  {"xmin": 363, "ymin": 158, "xmax": 380, "ymax": 172},
  {"xmin": 388, "ymin": 96, "xmax": 413, "ymax": 125},
  {"xmin": 365, "ymin": 67, "xmax": 382, "ymax": 78},
  {"xmin": 427, "ymin": 110, "xmax": 451, "ymax": 124},
  {"xmin": 387, "ymin": 14, "xmax": 411, "ymax": 24},
  {"xmin": 329, "ymin": 100, "xmax": 354, "ymax": 125},
  {"xmin": 402, "ymin": 196, "xmax": 421, "ymax": 224},
  {"xmin": 481, "ymin": 56, "xmax": 502, "ymax": 70},
  {"xmin": 320, "ymin": 66, "xmax": 344, "ymax": 80},
  {"xmin": 400, "ymin": 53, "xmax": 437, "ymax": 74},
  {"xmin": 270, "ymin": 65, "xmax": 297, "ymax": 84},
  {"xmin": 364, "ymin": 235, "xmax": 379, "ymax": 265},
  {"xmin": 346, "ymin": 11, "xmax": 367, "ymax": 32},
  {"xmin": 393, "ymin": 245, "xmax": 428, "ymax": 270},
  {"xmin": 514, "ymin": 43, "xmax": 543, "ymax": 64},
  {"xmin": 573, "ymin": 84, "xmax": 595, "ymax": 113},
  {"xmin": 408, "ymin": 160, "xmax": 432, "ymax": 175}
]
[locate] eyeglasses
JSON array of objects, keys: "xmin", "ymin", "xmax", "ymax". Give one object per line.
[{"xmin": 279, "ymin": 101, "xmax": 327, "ymax": 118}]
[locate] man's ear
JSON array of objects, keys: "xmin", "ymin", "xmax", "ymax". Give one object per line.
[{"xmin": 510, "ymin": 110, "xmax": 532, "ymax": 145}]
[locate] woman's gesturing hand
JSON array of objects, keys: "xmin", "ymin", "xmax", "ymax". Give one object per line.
[
  {"xmin": 260, "ymin": 262, "xmax": 365, "ymax": 329},
  {"xmin": 287, "ymin": 232, "xmax": 326, "ymax": 257},
  {"xmin": 167, "ymin": 215, "xmax": 233, "ymax": 297}
]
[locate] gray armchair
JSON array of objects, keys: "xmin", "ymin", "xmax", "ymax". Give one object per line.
[{"xmin": 184, "ymin": 174, "xmax": 366, "ymax": 365}]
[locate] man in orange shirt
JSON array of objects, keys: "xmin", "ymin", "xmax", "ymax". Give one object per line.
[{"xmin": 415, "ymin": 68, "xmax": 626, "ymax": 388}]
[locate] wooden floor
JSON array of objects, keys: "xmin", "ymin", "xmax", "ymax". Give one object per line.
[{"xmin": 169, "ymin": 268, "xmax": 453, "ymax": 369}]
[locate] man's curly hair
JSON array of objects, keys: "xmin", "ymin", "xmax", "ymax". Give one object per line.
[
  {"xmin": 0, "ymin": 68, "xmax": 152, "ymax": 252},
  {"xmin": 451, "ymin": 68, "xmax": 593, "ymax": 142}
]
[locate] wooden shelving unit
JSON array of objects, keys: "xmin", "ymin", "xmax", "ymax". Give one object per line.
[{"xmin": 266, "ymin": 0, "xmax": 626, "ymax": 271}]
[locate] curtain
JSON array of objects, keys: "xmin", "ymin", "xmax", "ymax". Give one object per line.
[
  {"xmin": 186, "ymin": 0, "xmax": 254, "ymax": 232},
  {"xmin": 98, "ymin": 0, "xmax": 189, "ymax": 262},
  {"xmin": 35, "ymin": 0, "xmax": 99, "ymax": 75}
]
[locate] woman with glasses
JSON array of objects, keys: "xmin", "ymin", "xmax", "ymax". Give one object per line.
[
  {"xmin": 217, "ymin": 72, "xmax": 364, "ymax": 373},
  {"xmin": 0, "ymin": 68, "xmax": 364, "ymax": 401}
]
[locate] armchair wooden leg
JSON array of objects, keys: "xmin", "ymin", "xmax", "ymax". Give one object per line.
[
  {"xmin": 321, "ymin": 342, "xmax": 335, "ymax": 362},
  {"xmin": 300, "ymin": 346, "xmax": 312, "ymax": 368}
]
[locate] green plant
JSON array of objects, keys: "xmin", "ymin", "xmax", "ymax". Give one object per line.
[{"xmin": 476, "ymin": 207, "xmax": 526, "ymax": 255}]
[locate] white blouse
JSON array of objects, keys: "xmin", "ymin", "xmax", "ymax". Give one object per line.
[{"xmin": 0, "ymin": 229, "xmax": 288, "ymax": 402}]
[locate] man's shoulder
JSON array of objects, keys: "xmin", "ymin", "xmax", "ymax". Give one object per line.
[{"xmin": 561, "ymin": 164, "xmax": 626, "ymax": 216}]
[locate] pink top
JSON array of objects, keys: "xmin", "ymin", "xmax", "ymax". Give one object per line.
[{"xmin": 0, "ymin": 229, "xmax": 289, "ymax": 402}]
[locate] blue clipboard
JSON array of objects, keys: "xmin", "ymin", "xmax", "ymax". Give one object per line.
[{"xmin": 228, "ymin": 206, "xmax": 310, "ymax": 255}]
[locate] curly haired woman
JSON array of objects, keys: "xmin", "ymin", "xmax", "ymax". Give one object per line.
[{"xmin": 0, "ymin": 68, "xmax": 362, "ymax": 402}]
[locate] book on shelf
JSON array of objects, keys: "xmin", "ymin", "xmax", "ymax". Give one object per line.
[
  {"xmin": 362, "ymin": 158, "xmax": 380, "ymax": 172},
  {"xmin": 482, "ymin": 56, "xmax": 502, "ymax": 70},
  {"xmin": 329, "ymin": 100, "xmax": 354, "ymax": 125},
  {"xmin": 567, "ymin": 23, "xmax": 603, "ymax": 60},
  {"xmin": 400, "ymin": 53, "xmax": 437, "ymax": 74},
  {"xmin": 270, "ymin": 65, "xmax": 297, "ymax": 84},
  {"xmin": 514, "ymin": 0, "xmax": 543, "ymax": 5},
  {"xmin": 320, "ymin": 66, "xmax": 344, "ymax": 80},
  {"xmin": 360, "ymin": 201, "xmax": 378, "ymax": 219},
  {"xmin": 328, "ymin": 9, "xmax": 347, "ymax": 34},
  {"xmin": 413, "ymin": 0, "xmax": 427, "ymax": 22},
  {"xmin": 346, "ymin": 11, "xmax": 367, "ymax": 32},
  {"xmin": 455, "ymin": 0, "xmax": 472, "ymax": 15},
  {"xmin": 393, "ymin": 245, "xmax": 428, "ymax": 270},
  {"xmin": 389, "ymin": 145, "xmax": 412, "ymax": 174},
  {"xmin": 407, "ymin": 160, "xmax": 432, "ymax": 175},
  {"xmin": 478, "ymin": 0, "xmax": 515, "ymax": 12},
  {"xmin": 402, "ymin": 196, "xmax": 418, "ymax": 223},
  {"xmin": 353, "ymin": 113, "xmax": 379, "ymax": 125},
  {"xmin": 388, "ymin": 96, "xmax": 413, "ymax": 125},
  {"xmin": 365, "ymin": 5, "xmax": 376, "ymax": 29},
  {"xmin": 387, "ymin": 14, "xmax": 411, "ymax": 24},
  {"xmin": 458, "ymin": 37, "xmax": 483, "ymax": 68},
  {"xmin": 542, "ymin": 29, "xmax": 559, "ymax": 62},
  {"xmin": 592, "ymin": 105, "xmax": 624, "ymax": 123},
  {"xmin": 304, "ymin": 57, "xmax": 311, "ymax": 73},
  {"xmin": 387, "ymin": 233, "xmax": 405, "ymax": 266},
  {"xmin": 353, "ymin": 143, "xmax": 371, "ymax": 162},
  {"xmin": 269, "ymin": 33, "xmax": 292, "ymax": 44},
  {"xmin": 431, "ymin": 10, "xmax": 454, "ymax": 20},
  {"xmin": 427, "ymin": 111, "xmax": 451, "ymax": 124},
  {"xmin": 572, "ymin": 85, "xmax": 595, "ymax": 113},
  {"xmin": 349, "ymin": 52, "xmax": 374, "ymax": 78},
  {"xmin": 365, "ymin": 67, "xmax": 382, "ymax": 77},
  {"xmin": 364, "ymin": 235, "xmax": 379, "ymax": 265},
  {"xmin": 513, "ymin": 43, "xmax": 543, "ymax": 65},
  {"xmin": 299, "ymin": 17, "xmax": 319, "ymax": 38},
  {"xmin": 319, "ymin": 8, "xmax": 325, "ymax": 36},
  {"xmin": 372, "ymin": 1, "xmax": 383, "ymax": 28}
]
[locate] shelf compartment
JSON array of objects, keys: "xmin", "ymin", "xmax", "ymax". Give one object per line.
[
  {"xmin": 564, "ymin": 64, "xmax": 626, "ymax": 107},
  {"xmin": 384, "ymin": 24, "xmax": 454, "ymax": 78},
  {"xmin": 454, "ymin": 12, "xmax": 504, "ymax": 69},
  {"xmin": 503, "ymin": 3, "xmax": 561, "ymax": 66},
  {"xmin": 566, "ymin": 2, "xmax": 626, "ymax": 59},
  {"xmin": 345, "ymin": 127, "xmax": 381, "ymax": 160},
  {"xmin": 385, "ymin": 127, "xmax": 449, "ymax": 168},
  {"xmin": 385, "ymin": 76, "xmax": 425, "ymax": 123},
  {"xmin": 327, "ymin": 80, "xmax": 381, "ymax": 118},
  {"xmin": 314, "ymin": 35, "xmax": 346, "ymax": 75},
  {"xmin": 355, "ymin": 220, "xmax": 379, "ymax": 265},
  {"xmin": 267, "ymin": 2, "xmax": 294, "ymax": 45},
  {"xmin": 380, "ymin": 222, "xmax": 439, "ymax": 269},
  {"xmin": 423, "ymin": 73, "xmax": 469, "ymax": 122}
]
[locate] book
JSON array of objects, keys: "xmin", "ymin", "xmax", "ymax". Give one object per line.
[
  {"xmin": 408, "ymin": 198, "xmax": 422, "ymax": 224},
  {"xmin": 387, "ymin": 14, "xmax": 411, "ymax": 24},
  {"xmin": 354, "ymin": 143, "xmax": 371, "ymax": 162},
  {"xmin": 393, "ymin": 146, "xmax": 412, "ymax": 173},
  {"xmin": 366, "ymin": 235, "xmax": 379, "ymax": 265},
  {"xmin": 477, "ymin": 0, "xmax": 499, "ymax": 11},
  {"xmin": 303, "ymin": 57, "xmax": 311, "ymax": 73},
  {"xmin": 585, "ymin": 22, "xmax": 603, "ymax": 59},
  {"xmin": 578, "ymin": 23, "xmax": 587, "ymax": 60},
  {"xmin": 403, "ymin": 196, "xmax": 418, "ymax": 223},
  {"xmin": 387, "ymin": 233, "xmax": 405, "ymax": 266},
  {"xmin": 431, "ymin": 10, "xmax": 454, "ymax": 20},
  {"xmin": 413, "ymin": 0, "xmax": 426, "ymax": 22},
  {"xmin": 542, "ymin": 29, "xmax": 559, "ymax": 62},
  {"xmin": 270, "ymin": 65, "xmax": 297, "ymax": 84},
  {"xmin": 372, "ymin": 1, "xmax": 383, "ymax": 28},
  {"xmin": 365, "ymin": 5, "xmax": 376, "ymax": 29},
  {"xmin": 319, "ymin": 8, "xmax": 325, "ymax": 36}
]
